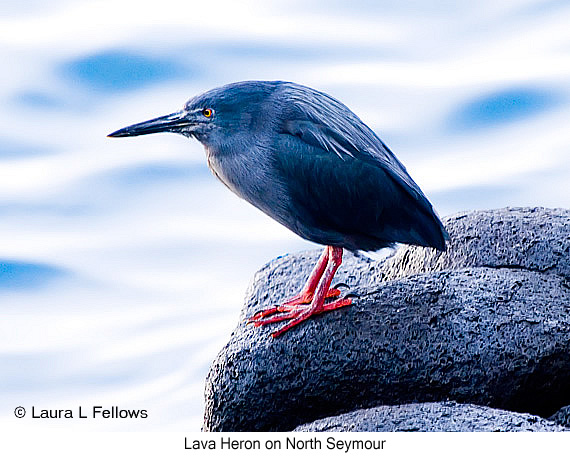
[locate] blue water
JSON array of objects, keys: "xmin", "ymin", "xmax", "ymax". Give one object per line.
[
  {"xmin": 1, "ymin": 0, "xmax": 569, "ymax": 433},
  {"xmin": 449, "ymin": 87, "xmax": 561, "ymax": 131},
  {"xmin": 60, "ymin": 50, "xmax": 190, "ymax": 92},
  {"xmin": 0, "ymin": 261, "xmax": 67, "ymax": 290}
]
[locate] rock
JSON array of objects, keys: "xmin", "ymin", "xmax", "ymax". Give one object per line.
[
  {"xmin": 380, "ymin": 207, "xmax": 570, "ymax": 282},
  {"xmin": 549, "ymin": 405, "xmax": 570, "ymax": 427},
  {"xmin": 203, "ymin": 208, "xmax": 570, "ymax": 431},
  {"xmin": 294, "ymin": 402, "xmax": 570, "ymax": 432},
  {"xmin": 204, "ymin": 268, "xmax": 570, "ymax": 431}
]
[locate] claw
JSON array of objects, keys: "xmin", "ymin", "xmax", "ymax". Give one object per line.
[
  {"xmin": 248, "ymin": 306, "xmax": 280, "ymax": 322},
  {"xmin": 332, "ymin": 282, "xmax": 350, "ymax": 290}
]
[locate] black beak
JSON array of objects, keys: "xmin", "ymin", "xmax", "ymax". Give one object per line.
[{"xmin": 107, "ymin": 111, "xmax": 195, "ymax": 138}]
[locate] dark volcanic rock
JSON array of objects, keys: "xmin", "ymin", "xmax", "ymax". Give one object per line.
[
  {"xmin": 549, "ymin": 405, "xmax": 570, "ymax": 427},
  {"xmin": 380, "ymin": 207, "xmax": 570, "ymax": 282},
  {"xmin": 203, "ymin": 207, "xmax": 570, "ymax": 432},
  {"xmin": 204, "ymin": 268, "xmax": 570, "ymax": 431},
  {"xmin": 294, "ymin": 402, "xmax": 570, "ymax": 432}
]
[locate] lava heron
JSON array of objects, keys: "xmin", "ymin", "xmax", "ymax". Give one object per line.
[{"xmin": 109, "ymin": 80, "xmax": 448, "ymax": 337}]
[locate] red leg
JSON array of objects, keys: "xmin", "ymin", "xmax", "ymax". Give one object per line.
[
  {"xmin": 251, "ymin": 246, "xmax": 352, "ymax": 338},
  {"xmin": 248, "ymin": 246, "xmax": 339, "ymax": 322}
]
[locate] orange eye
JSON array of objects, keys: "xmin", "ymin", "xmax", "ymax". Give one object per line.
[{"xmin": 202, "ymin": 108, "xmax": 213, "ymax": 118}]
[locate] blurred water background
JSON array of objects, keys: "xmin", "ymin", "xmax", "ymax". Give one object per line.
[{"xmin": 1, "ymin": 0, "xmax": 569, "ymax": 431}]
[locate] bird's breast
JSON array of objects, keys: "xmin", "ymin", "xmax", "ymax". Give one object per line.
[{"xmin": 204, "ymin": 144, "xmax": 291, "ymax": 224}]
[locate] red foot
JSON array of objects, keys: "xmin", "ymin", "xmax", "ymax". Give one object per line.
[
  {"xmin": 248, "ymin": 288, "xmax": 341, "ymax": 322},
  {"xmin": 247, "ymin": 245, "xmax": 351, "ymax": 338},
  {"xmin": 255, "ymin": 297, "xmax": 352, "ymax": 338}
]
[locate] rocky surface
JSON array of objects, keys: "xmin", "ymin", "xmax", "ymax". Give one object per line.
[
  {"xmin": 380, "ymin": 207, "xmax": 569, "ymax": 282},
  {"xmin": 203, "ymin": 207, "xmax": 570, "ymax": 432},
  {"xmin": 550, "ymin": 405, "xmax": 570, "ymax": 427},
  {"xmin": 294, "ymin": 401, "xmax": 569, "ymax": 432}
]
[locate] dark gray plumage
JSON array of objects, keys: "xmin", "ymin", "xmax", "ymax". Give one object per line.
[{"xmin": 109, "ymin": 80, "xmax": 448, "ymax": 337}]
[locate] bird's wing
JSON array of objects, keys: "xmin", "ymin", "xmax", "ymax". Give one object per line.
[{"xmin": 279, "ymin": 83, "xmax": 428, "ymax": 203}]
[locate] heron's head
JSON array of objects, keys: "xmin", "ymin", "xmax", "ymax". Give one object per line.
[{"xmin": 108, "ymin": 81, "xmax": 281, "ymax": 148}]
